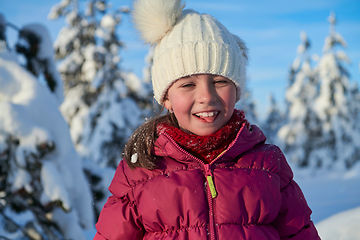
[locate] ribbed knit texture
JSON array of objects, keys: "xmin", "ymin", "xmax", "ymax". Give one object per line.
[
  {"xmin": 150, "ymin": 10, "xmax": 247, "ymax": 104},
  {"xmin": 157, "ymin": 109, "xmax": 250, "ymax": 163}
]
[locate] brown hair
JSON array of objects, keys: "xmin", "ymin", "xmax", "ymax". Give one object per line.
[{"xmin": 123, "ymin": 108, "xmax": 179, "ymax": 169}]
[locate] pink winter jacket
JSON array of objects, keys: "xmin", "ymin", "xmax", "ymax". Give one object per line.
[{"xmin": 94, "ymin": 123, "xmax": 320, "ymax": 240}]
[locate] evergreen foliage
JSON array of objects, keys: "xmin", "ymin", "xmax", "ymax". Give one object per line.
[
  {"xmin": 0, "ymin": 55, "xmax": 93, "ymax": 240},
  {"xmin": 236, "ymin": 89, "xmax": 258, "ymax": 125},
  {"xmin": 279, "ymin": 12, "xmax": 360, "ymax": 169},
  {"xmin": 49, "ymin": 0, "xmax": 152, "ymax": 168},
  {"xmin": 311, "ymin": 12, "xmax": 360, "ymax": 169},
  {"xmin": 261, "ymin": 94, "xmax": 285, "ymax": 145},
  {"xmin": 49, "ymin": 0, "xmax": 153, "ymax": 219},
  {"xmin": 278, "ymin": 31, "xmax": 322, "ymax": 167}
]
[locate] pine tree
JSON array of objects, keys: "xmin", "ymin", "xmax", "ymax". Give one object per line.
[
  {"xmin": 262, "ymin": 94, "xmax": 285, "ymax": 144},
  {"xmin": 311, "ymin": 12, "xmax": 360, "ymax": 169},
  {"xmin": 14, "ymin": 24, "xmax": 64, "ymax": 104},
  {"xmin": 0, "ymin": 55, "xmax": 93, "ymax": 240},
  {"xmin": 278, "ymin": 31, "xmax": 322, "ymax": 167},
  {"xmin": 236, "ymin": 88, "xmax": 258, "ymax": 125},
  {"xmin": 49, "ymin": 0, "xmax": 153, "ymax": 217},
  {"xmin": 0, "ymin": 14, "xmax": 7, "ymax": 49},
  {"xmin": 49, "ymin": 0, "xmax": 152, "ymax": 167},
  {"xmin": 349, "ymin": 82, "xmax": 360, "ymax": 128}
]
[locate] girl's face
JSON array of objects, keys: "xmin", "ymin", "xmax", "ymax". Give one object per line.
[{"xmin": 164, "ymin": 74, "xmax": 237, "ymax": 136}]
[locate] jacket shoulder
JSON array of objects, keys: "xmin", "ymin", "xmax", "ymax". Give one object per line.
[
  {"xmin": 108, "ymin": 160, "xmax": 134, "ymax": 198},
  {"xmin": 233, "ymin": 143, "xmax": 293, "ymax": 189}
]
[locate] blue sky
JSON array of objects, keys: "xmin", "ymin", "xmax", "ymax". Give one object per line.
[{"xmin": 1, "ymin": 0, "xmax": 360, "ymax": 118}]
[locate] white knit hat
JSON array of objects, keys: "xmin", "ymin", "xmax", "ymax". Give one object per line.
[{"xmin": 132, "ymin": 0, "xmax": 248, "ymax": 104}]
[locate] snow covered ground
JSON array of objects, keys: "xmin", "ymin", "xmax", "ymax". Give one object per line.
[
  {"xmin": 294, "ymin": 163, "xmax": 360, "ymax": 239},
  {"xmin": 317, "ymin": 206, "xmax": 360, "ymax": 240}
]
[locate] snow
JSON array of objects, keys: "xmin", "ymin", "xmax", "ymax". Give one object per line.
[
  {"xmin": 131, "ymin": 152, "xmax": 138, "ymax": 163},
  {"xmin": 100, "ymin": 14, "xmax": 117, "ymax": 31},
  {"xmin": 13, "ymin": 24, "xmax": 65, "ymax": 104},
  {"xmin": 0, "ymin": 55, "xmax": 94, "ymax": 239},
  {"xmin": 21, "ymin": 24, "xmax": 53, "ymax": 60},
  {"xmin": 40, "ymin": 161, "xmax": 72, "ymax": 211},
  {"xmin": 11, "ymin": 168, "xmax": 32, "ymax": 193},
  {"xmin": 54, "ymin": 27, "xmax": 80, "ymax": 58},
  {"xmin": 81, "ymin": 44, "xmax": 98, "ymax": 82},
  {"xmin": 291, "ymin": 162, "xmax": 360, "ymax": 239},
  {"xmin": 0, "ymin": 208, "xmax": 36, "ymax": 239},
  {"xmin": 316, "ymin": 206, "xmax": 360, "ymax": 240},
  {"xmin": 48, "ymin": 0, "xmax": 72, "ymax": 20},
  {"xmin": 123, "ymin": 71, "xmax": 149, "ymax": 97}
]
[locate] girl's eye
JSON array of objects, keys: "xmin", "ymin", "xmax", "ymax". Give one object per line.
[
  {"xmin": 181, "ymin": 83, "xmax": 195, "ymax": 88},
  {"xmin": 214, "ymin": 79, "xmax": 230, "ymax": 86}
]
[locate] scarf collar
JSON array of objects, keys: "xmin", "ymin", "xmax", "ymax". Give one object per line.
[{"xmin": 157, "ymin": 109, "xmax": 250, "ymax": 163}]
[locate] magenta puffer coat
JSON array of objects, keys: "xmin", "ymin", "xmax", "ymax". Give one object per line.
[{"xmin": 94, "ymin": 124, "xmax": 320, "ymax": 240}]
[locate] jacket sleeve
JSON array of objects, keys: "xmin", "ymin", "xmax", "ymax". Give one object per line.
[
  {"xmin": 271, "ymin": 148, "xmax": 320, "ymax": 240},
  {"xmin": 94, "ymin": 161, "xmax": 145, "ymax": 240}
]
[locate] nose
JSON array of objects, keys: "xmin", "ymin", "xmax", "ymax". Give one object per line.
[{"xmin": 197, "ymin": 80, "xmax": 217, "ymax": 104}]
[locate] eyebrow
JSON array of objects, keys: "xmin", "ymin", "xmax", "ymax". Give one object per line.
[{"xmin": 180, "ymin": 75, "xmax": 194, "ymax": 80}]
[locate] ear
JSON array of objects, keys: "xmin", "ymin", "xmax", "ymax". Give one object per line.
[{"xmin": 163, "ymin": 98, "xmax": 172, "ymax": 111}]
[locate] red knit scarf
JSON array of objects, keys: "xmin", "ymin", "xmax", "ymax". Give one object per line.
[{"xmin": 157, "ymin": 109, "xmax": 250, "ymax": 164}]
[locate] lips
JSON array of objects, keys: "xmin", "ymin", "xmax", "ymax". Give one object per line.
[{"xmin": 193, "ymin": 111, "xmax": 219, "ymax": 122}]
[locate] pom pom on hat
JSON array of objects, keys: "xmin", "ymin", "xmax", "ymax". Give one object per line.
[
  {"xmin": 132, "ymin": 0, "xmax": 185, "ymax": 44},
  {"xmin": 132, "ymin": 0, "xmax": 249, "ymax": 105}
]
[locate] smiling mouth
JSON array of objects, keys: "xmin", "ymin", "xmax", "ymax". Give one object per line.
[{"xmin": 194, "ymin": 111, "xmax": 219, "ymax": 122}]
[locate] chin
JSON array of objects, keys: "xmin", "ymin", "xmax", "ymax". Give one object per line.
[{"xmin": 191, "ymin": 128, "xmax": 219, "ymax": 136}]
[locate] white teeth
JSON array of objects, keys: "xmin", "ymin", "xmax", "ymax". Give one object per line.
[{"xmin": 195, "ymin": 111, "xmax": 218, "ymax": 117}]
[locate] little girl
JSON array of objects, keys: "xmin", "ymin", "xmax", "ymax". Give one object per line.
[{"xmin": 94, "ymin": 0, "xmax": 320, "ymax": 239}]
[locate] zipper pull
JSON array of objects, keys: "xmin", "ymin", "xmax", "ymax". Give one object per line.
[{"xmin": 204, "ymin": 164, "xmax": 217, "ymax": 198}]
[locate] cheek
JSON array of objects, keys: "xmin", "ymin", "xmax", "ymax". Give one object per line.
[
  {"xmin": 171, "ymin": 97, "xmax": 190, "ymax": 114},
  {"xmin": 168, "ymin": 92, "xmax": 190, "ymax": 112},
  {"xmin": 220, "ymin": 87, "xmax": 237, "ymax": 107}
]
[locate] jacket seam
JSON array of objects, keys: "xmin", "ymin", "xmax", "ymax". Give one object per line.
[
  {"xmin": 128, "ymin": 165, "xmax": 202, "ymax": 187},
  {"xmin": 122, "ymin": 162, "xmax": 140, "ymax": 208},
  {"xmin": 280, "ymin": 179, "xmax": 294, "ymax": 191},
  {"xmin": 214, "ymin": 165, "xmax": 275, "ymax": 175},
  {"xmin": 217, "ymin": 222, "xmax": 263, "ymax": 227},
  {"xmin": 145, "ymin": 223, "xmax": 207, "ymax": 234}
]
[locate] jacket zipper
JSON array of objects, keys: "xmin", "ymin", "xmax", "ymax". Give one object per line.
[
  {"xmin": 163, "ymin": 133, "xmax": 217, "ymax": 240},
  {"xmin": 204, "ymin": 164, "xmax": 217, "ymax": 240}
]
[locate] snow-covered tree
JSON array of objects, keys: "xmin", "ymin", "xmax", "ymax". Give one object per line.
[
  {"xmin": 49, "ymin": 0, "xmax": 152, "ymax": 168},
  {"xmin": 349, "ymin": 82, "xmax": 360, "ymax": 128},
  {"xmin": 311, "ymin": 12, "xmax": 360, "ymax": 169},
  {"xmin": 236, "ymin": 88, "xmax": 258, "ymax": 125},
  {"xmin": 262, "ymin": 94, "xmax": 285, "ymax": 144},
  {"xmin": 0, "ymin": 55, "xmax": 93, "ymax": 240},
  {"xmin": 14, "ymin": 24, "xmax": 64, "ymax": 104},
  {"xmin": 49, "ymin": 0, "xmax": 153, "ymax": 217},
  {"xmin": 0, "ymin": 14, "xmax": 7, "ymax": 49},
  {"xmin": 278, "ymin": 31, "xmax": 323, "ymax": 167}
]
